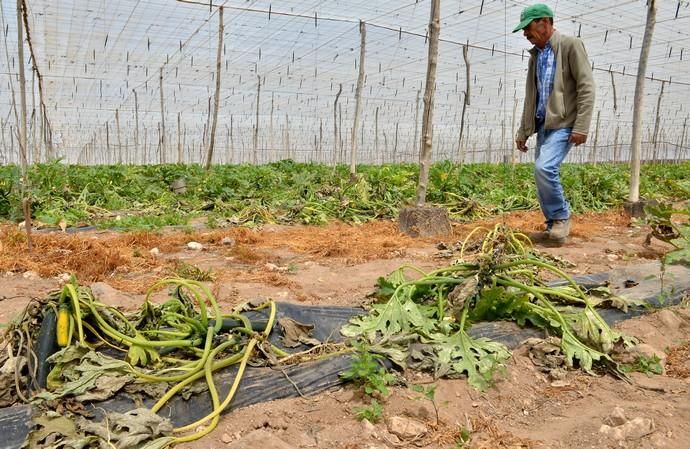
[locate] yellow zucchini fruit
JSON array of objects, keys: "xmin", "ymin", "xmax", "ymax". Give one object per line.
[{"xmin": 56, "ymin": 307, "xmax": 72, "ymax": 347}]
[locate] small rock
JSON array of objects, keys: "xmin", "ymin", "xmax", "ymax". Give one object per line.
[
  {"xmin": 149, "ymin": 247, "xmax": 161, "ymax": 257},
  {"xmin": 221, "ymin": 433, "xmax": 233, "ymax": 444},
  {"xmin": 649, "ymin": 432, "xmax": 671, "ymax": 448},
  {"xmin": 599, "ymin": 424, "xmax": 625, "ymax": 441},
  {"xmin": 656, "ymin": 310, "xmax": 683, "ymax": 331},
  {"xmin": 90, "ymin": 282, "xmax": 133, "ymax": 307},
  {"xmin": 226, "ymin": 429, "xmax": 296, "ymax": 449},
  {"xmin": 187, "ymin": 242, "xmax": 204, "ymax": 251},
  {"xmin": 170, "ymin": 178, "xmax": 187, "ymax": 194},
  {"xmin": 222, "ymin": 237, "xmax": 236, "ymax": 246},
  {"xmin": 550, "ymin": 380, "xmax": 571, "ymax": 388},
  {"xmin": 271, "ymin": 417, "xmax": 289, "ymax": 430},
  {"xmin": 606, "ymin": 254, "xmax": 619, "ymax": 261},
  {"xmin": 622, "ymin": 417, "xmax": 655, "ymax": 440},
  {"xmin": 600, "ymin": 417, "xmax": 655, "ymax": 441},
  {"xmin": 264, "ymin": 262, "xmax": 289, "ymax": 273},
  {"xmin": 5, "ymin": 271, "xmax": 15, "ymax": 277},
  {"xmin": 22, "ymin": 271, "xmax": 39, "ymax": 279},
  {"xmin": 56, "ymin": 273, "xmax": 72, "ymax": 284},
  {"xmin": 548, "ymin": 368, "xmax": 568, "ymax": 381},
  {"xmin": 605, "ymin": 407, "xmax": 627, "ymax": 427},
  {"xmin": 287, "ymin": 431, "xmax": 317, "ymax": 448},
  {"xmin": 386, "ymin": 416, "xmax": 427, "ymax": 440},
  {"xmin": 360, "ymin": 418, "xmax": 377, "ymax": 436}
]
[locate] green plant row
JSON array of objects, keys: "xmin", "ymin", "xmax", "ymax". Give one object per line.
[{"xmin": 1, "ymin": 160, "xmax": 688, "ymax": 229}]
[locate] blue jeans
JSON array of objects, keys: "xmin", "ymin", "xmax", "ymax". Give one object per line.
[{"xmin": 535, "ymin": 125, "xmax": 573, "ymax": 227}]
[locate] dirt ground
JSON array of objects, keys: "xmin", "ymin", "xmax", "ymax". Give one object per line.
[{"xmin": 1, "ymin": 209, "xmax": 689, "ymax": 449}]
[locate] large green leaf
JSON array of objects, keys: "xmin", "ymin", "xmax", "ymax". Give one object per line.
[
  {"xmin": 424, "ymin": 329, "xmax": 510, "ymax": 391},
  {"xmin": 341, "ymin": 297, "xmax": 436, "ymax": 341}
]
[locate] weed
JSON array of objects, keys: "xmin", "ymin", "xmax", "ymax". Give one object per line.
[
  {"xmin": 409, "ymin": 383, "xmax": 439, "ymax": 425},
  {"xmin": 354, "ymin": 399, "xmax": 384, "ymax": 423},
  {"xmin": 454, "ymin": 426, "xmax": 471, "ymax": 448},
  {"xmin": 169, "ymin": 260, "xmax": 215, "ymax": 282},
  {"xmin": 620, "ymin": 354, "xmax": 664, "ymax": 376},
  {"xmin": 340, "ymin": 344, "xmax": 396, "ymax": 397}
]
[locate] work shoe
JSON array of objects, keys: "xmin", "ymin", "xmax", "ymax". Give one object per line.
[
  {"xmin": 549, "ymin": 219, "xmax": 571, "ymax": 243},
  {"xmin": 528, "ymin": 221, "xmax": 552, "ymax": 243}
]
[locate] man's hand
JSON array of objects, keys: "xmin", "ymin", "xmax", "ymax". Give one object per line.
[
  {"xmin": 516, "ymin": 140, "xmax": 528, "ymax": 152},
  {"xmin": 569, "ymin": 132, "xmax": 587, "ymax": 146}
]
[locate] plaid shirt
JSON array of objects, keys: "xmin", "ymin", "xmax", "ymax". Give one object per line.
[{"xmin": 536, "ymin": 41, "xmax": 556, "ymax": 122}]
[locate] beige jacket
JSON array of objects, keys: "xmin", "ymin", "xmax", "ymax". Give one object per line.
[{"xmin": 516, "ymin": 30, "xmax": 595, "ymax": 141}]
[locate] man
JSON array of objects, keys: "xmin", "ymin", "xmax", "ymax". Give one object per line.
[{"xmin": 514, "ymin": 4, "xmax": 595, "ymax": 244}]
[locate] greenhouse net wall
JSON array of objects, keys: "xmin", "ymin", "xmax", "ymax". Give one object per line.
[{"xmin": 1, "ymin": 0, "xmax": 689, "ymax": 166}]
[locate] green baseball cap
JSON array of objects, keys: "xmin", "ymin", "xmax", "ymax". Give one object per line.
[{"xmin": 512, "ymin": 3, "xmax": 554, "ymax": 33}]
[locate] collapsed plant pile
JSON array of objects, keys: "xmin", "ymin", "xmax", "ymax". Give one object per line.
[
  {"xmin": 343, "ymin": 224, "xmax": 634, "ymax": 390},
  {"xmin": 0, "ymin": 279, "xmax": 304, "ymax": 448}
]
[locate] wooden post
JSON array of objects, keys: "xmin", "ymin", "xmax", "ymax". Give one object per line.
[
  {"xmin": 16, "ymin": 0, "xmax": 28, "ymax": 169},
  {"xmin": 383, "ymin": 131, "xmax": 388, "ymax": 162},
  {"xmin": 414, "ymin": 89, "xmax": 421, "ymax": 157},
  {"xmin": 203, "ymin": 97, "xmax": 210, "ymax": 148},
  {"xmin": 457, "ymin": 45, "xmax": 470, "ymax": 162},
  {"xmin": 319, "ymin": 119, "xmax": 323, "ymax": 162},
  {"xmin": 115, "ymin": 108, "xmax": 122, "ymax": 164},
  {"xmin": 415, "ymin": 0, "xmax": 440, "ymax": 207},
  {"xmin": 487, "ymin": 129, "xmax": 493, "ymax": 164},
  {"xmin": 613, "ymin": 125, "xmax": 620, "ymax": 162},
  {"xmin": 610, "ymin": 71, "xmax": 618, "ymax": 113},
  {"xmin": 133, "ymin": 89, "xmax": 140, "ymax": 154},
  {"xmin": 253, "ymin": 75, "xmax": 261, "ymax": 164},
  {"xmin": 394, "ymin": 121, "xmax": 399, "ymax": 162},
  {"xmin": 206, "ymin": 6, "xmax": 224, "ymax": 170},
  {"xmin": 333, "ymin": 83, "xmax": 342, "ymax": 166},
  {"xmin": 628, "ymin": 0, "xmax": 657, "ymax": 204},
  {"xmin": 229, "ymin": 115, "xmax": 233, "ymax": 163},
  {"xmin": 510, "ymin": 91, "xmax": 518, "ymax": 170},
  {"xmin": 374, "ymin": 106, "xmax": 379, "ymax": 160},
  {"xmin": 339, "ymin": 105, "xmax": 344, "ymax": 163},
  {"xmin": 591, "ymin": 109, "xmax": 600, "ymax": 163},
  {"xmin": 177, "ymin": 112, "xmax": 182, "ymax": 163},
  {"xmin": 269, "ymin": 92, "xmax": 275, "ymax": 159},
  {"xmin": 678, "ymin": 116, "xmax": 688, "ymax": 164},
  {"xmin": 285, "ymin": 113, "xmax": 290, "ymax": 160},
  {"xmin": 398, "ymin": 1, "xmax": 451, "ymax": 238},
  {"xmin": 651, "ymin": 80, "xmax": 665, "ymax": 163},
  {"xmin": 159, "ymin": 68, "xmax": 166, "ymax": 164},
  {"xmin": 30, "ymin": 70, "xmax": 37, "ymax": 163},
  {"xmin": 350, "ymin": 21, "xmax": 366, "ymax": 178},
  {"xmin": 0, "ymin": 119, "xmax": 7, "ymax": 162},
  {"xmin": 16, "ymin": 0, "xmax": 31, "ymax": 249}
]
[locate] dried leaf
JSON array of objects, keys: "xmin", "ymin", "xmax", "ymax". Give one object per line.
[
  {"xmin": 77, "ymin": 408, "xmax": 173, "ymax": 449},
  {"xmin": 278, "ymin": 317, "xmax": 321, "ymax": 348},
  {"xmin": 36, "ymin": 347, "xmax": 131, "ymax": 401}
]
